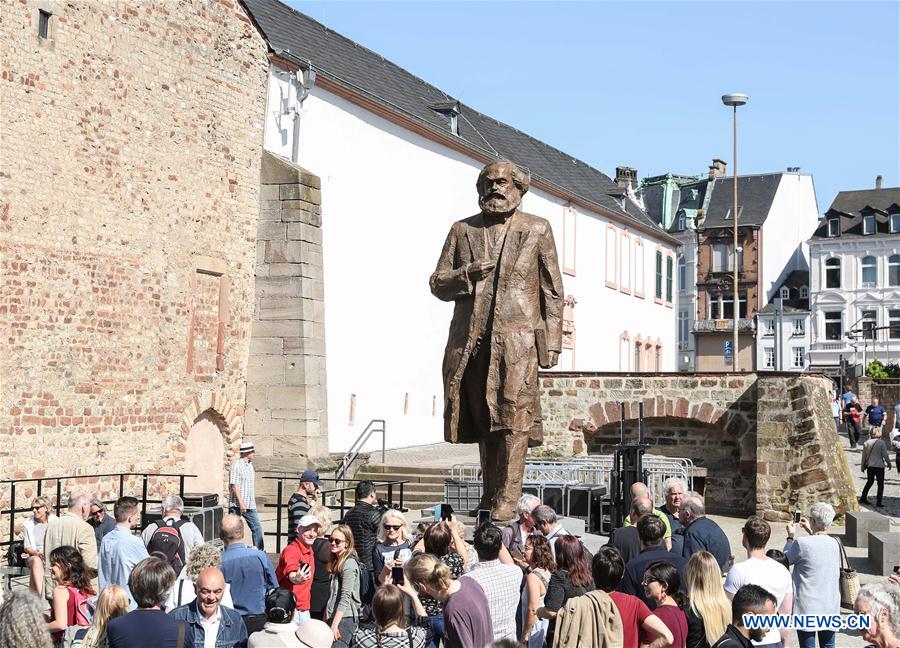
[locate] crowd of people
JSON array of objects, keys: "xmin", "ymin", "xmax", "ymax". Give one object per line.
[
  {"xmin": 3, "ymin": 470, "xmax": 900, "ymax": 648},
  {"xmin": 833, "ymin": 388, "xmax": 900, "ymax": 508}
]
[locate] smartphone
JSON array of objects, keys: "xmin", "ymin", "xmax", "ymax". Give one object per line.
[
  {"xmin": 794, "ymin": 511, "xmax": 802, "ymax": 523},
  {"xmin": 894, "ymin": 565, "xmax": 900, "ymax": 574},
  {"xmin": 440, "ymin": 503, "xmax": 454, "ymax": 521},
  {"xmin": 391, "ymin": 565, "xmax": 405, "ymax": 585},
  {"xmin": 477, "ymin": 509, "xmax": 492, "ymax": 527},
  {"xmin": 433, "ymin": 504, "xmax": 442, "ymax": 522}
]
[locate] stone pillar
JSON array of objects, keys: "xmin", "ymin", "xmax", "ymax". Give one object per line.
[{"xmin": 246, "ymin": 152, "xmax": 328, "ymax": 469}]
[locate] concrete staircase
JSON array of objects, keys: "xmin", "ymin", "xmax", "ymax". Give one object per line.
[{"xmin": 353, "ymin": 464, "xmax": 451, "ymax": 513}]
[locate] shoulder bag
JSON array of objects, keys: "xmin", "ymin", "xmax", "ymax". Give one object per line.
[{"xmin": 836, "ymin": 536, "xmax": 859, "ymax": 609}]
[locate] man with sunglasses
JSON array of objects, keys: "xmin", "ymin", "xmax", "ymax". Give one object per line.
[{"xmin": 88, "ymin": 498, "xmax": 116, "ymax": 549}]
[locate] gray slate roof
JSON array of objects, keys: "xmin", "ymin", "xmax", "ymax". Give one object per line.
[
  {"xmin": 811, "ymin": 187, "xmax": 900, "ymax": 239},
  {"xmin": 241, "ymin": 0, "xmax": 673, "ymax": 241},
  {"xmin": 700, "ymin": 174, "xmax": 784, "ymax": 229},
  {"xmin": 758, "ymin": 270, "xmax": 810, "ymax": 313}
]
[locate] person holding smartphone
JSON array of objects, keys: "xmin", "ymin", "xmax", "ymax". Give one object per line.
[
  {"xmin": 374, "ymin": 510, "xmax": 414, "ymax": 585},
  {"xmin": 276, "ymin": 514, "xmax": 320, "ymax": 624}
]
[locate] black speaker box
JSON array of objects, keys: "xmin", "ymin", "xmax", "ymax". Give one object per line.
[
  {"xmin": 183, "ymin": 493, "xmax": 218, "ymax": 508},
  {"xmin": 143, "ymin": 506, "xmax": 224, "ymax": 543}
]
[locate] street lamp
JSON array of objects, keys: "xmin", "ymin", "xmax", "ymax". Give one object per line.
[{"xmin": 722, "ymin": 92, "xmax": 748, "ymax": 370}]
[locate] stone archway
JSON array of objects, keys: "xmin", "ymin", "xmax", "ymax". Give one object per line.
[{"xmin": 177, "ymin": 392, "xmax": 242, "ymax": 499}]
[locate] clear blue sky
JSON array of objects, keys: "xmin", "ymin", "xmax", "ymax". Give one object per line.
[{"xmin": 289, "ymin": 1, "xmax": 899, "ymax": 212}]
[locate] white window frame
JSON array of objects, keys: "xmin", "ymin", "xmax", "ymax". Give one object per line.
[
  {"xmin": 861, "ymin": 309, "xmax": 877, "ymax": 340},
  {"xmin": 764, "ymin": 347, "xmax": 775, "ymax": 369},
  {"xmin": 890, "ymin": 310, "xmax": 900, "ymax": 340},
  {"xmin": 863, "ymin": 214, "xmax": 875, "ymax": 235},
  {"xmin": 792, "ymin": 319, "xmax": 805, "ymax": 336},
  {"xmin": 780, "ymin": 287, "xmax": 790, "ymax": 300},
  {"xmin": 800, "ymin": 286, "xmax": 809, "ymax": 299},
  {"xmin": 828, "ymin": 219, "xmax": 840, "ymax": 237},
  {"xmin": 792, "ymin": 346, "xmax": 804, "ymax": 368},
  {"xmin": 861, "ymin": 256, "xmax": 877, "ymax": 287},
  {"xmin": 825, "ymin": 257, "xmax": 841, "ymax": 289},
  {"xmin": 678, "ymin": 255, "xmax": 686, "ymax": 292},
  {"xmin": 891, "ymin": 213, "xmax": 900, "ymax": 233},
  {"xmin": 889, "ymin": 255, "xmax": 900, "ymax": 287},
  {"xmin": 824, "ymin": 311, "xmax": 842, "ymax": 341},
  {"xmin": 763, "ymin": 319, "xmax": 775, "ymax": 337}
]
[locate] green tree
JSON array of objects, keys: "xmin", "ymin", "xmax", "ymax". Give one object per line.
[{"xmin": 867, "ymin": 359, "xmax": 889, "ymax": 378}]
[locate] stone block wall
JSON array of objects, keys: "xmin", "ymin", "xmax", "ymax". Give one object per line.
[
  {"xmin": 0, "ymin": 0, "xmax": 269, "ymax": 539},
  {"xmin": 246, "ymin": 153, "xmax": 329, "ymax": 470},
  {"xmin": 756, "ymin": 375, "xmax": 857, "ymax": 519},
  {"xmin": 539, "ymin": 372, "xmax": 856, "ymax": 518}
]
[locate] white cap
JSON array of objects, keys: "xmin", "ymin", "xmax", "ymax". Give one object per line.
[
  {"xmin": 297, "ymin": 514, "xmax": 321, "ymax": 529},
  {"xmin": 296, "ymin": 618, "xmax": 334, "ymax": 647}
]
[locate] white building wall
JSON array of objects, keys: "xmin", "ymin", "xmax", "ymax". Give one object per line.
[
  {"xmin": 809, "ymin": 236, "xmax": 900, "ymax": 370},
  {"xmin": 756, "ymin": 311, "xmax": 811, "ymax": 371},
  {"xmin": 264, "ymin": 68, "xmax": 676, "ymax": 452},
  {"xmin": 760, "ymin": 174, "xmax": 818, "ymax": 303}
]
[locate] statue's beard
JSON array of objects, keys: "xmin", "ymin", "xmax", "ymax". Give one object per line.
[{"xmin": 479, "ymin": 192, "xmax": 520, "ymax": 216}]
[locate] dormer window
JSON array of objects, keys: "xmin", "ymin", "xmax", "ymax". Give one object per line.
[
  {"xmin": 779, "ymin": 287, "xmax": 790, "ymax": 300},
  {"xmin": 676, "ymin": 213, "xmax": 686, "ymax": 231},
  {"xmin": 863, "ymin": 214, "xmax": 875, "ymax": 235},
  {"xmin": 800, "ymin": 286, "xmax": 808, "ymax": 299},
  {"xmin": 891, "ymin": 213, "xmax": 900, "ymax": 233},
  {"xmin": 828, "ymin": 219, "xmax": 840, "ymax": 237}
]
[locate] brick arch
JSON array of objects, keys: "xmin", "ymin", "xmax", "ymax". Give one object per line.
[{"xmin": 178, "ymin": 392, "xmax": 242, "ymax": 447}]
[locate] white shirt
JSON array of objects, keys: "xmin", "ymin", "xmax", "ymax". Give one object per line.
[
  {"xmin": 199, "ymin": 607, "xmax": 221, "ymax": 648},
  {"xmin": 724, "ymin": 556, "xmax": 792, "ymax": 646}
]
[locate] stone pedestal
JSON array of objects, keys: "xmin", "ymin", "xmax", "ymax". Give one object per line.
[
  {"xmin": 843, "ymin": 511, "xmax": 896, "ymax": 548},
  {"xmin": 868, "ymin": 531, "xmax": 900, "ymax": 576}
]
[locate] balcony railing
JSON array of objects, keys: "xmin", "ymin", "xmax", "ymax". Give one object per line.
[{"xmin": 693, "ymin": 318, "xmax": 755, "ymax": 333}]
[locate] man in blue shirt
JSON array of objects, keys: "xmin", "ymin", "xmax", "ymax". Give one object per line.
[
  {"xmin": 866, "ymin": 397, "xmax": 887, "ymax": 431},
  {"xmin": 679, "ymin": 496, "xmax": 732, "ymax": 573},
  {"xmin": 842, "ymin": 387, "xmax": 856, "ymax": 406},
  {"xmin": 99, "ymin": 496, "xmax": 149, "ymax": 609},
  {"xmin": 219, "ymin": 513, "xmax": 277, "ymax": 634}
]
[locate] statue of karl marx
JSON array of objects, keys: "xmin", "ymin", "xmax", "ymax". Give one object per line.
[{"xmin": 430, "ymin": 160, "xmax": 564, "ymax": 520}]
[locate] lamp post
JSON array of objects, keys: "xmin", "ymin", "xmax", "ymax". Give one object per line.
[{"xmin": 722, "ymin": 92, "xmax": 748, "ymax": 370}]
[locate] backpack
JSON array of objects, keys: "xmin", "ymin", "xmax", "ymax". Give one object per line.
[
  {"xmin": 351, "ymin": 555, "xmax": 373, "ymax": 604},
  {"xmin": 146, "ymin": 518, "xmax": 188, "ymax": 573}
]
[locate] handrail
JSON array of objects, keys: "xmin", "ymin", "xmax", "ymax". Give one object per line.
[
  {"xmin": 1, "ymin": 471, "xmax": 196, "ymax": 548},
  {"xmin": 335, "ymin": 419, "xmax": 386, "ymax": 482}
]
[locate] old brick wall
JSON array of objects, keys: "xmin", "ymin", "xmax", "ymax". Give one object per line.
[
  {"xmin": 246, "ymin": 152, "xmax": 329, "ymax": 470},
  {"xmin": 0, "ymin": 0, "xmax": 269, "ymax": 537},
  {"xmin": 857, "ymin": 377, "xmax": 900, "ymax": 428},
  {"xmin": 756, "ymin": 375, "xmax": 857, "ymax": 520},
  {"xmin": 539, "ymin": 372, "xmax": 856, "ymax": 517}
]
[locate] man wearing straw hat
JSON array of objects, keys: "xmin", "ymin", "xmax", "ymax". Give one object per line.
[{"xmin": 230, "ymin": 441, "xmax": 265, "ymax": 551}]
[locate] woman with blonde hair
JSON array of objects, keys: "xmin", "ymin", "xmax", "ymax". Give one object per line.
[
  {"xmin": 310, "ymin": 503, "xmax": 334, "ymax": 620},
  {"xmin": 22, "ymin": 496, "xmax": 56, "ymax": 597},
  {"xmin": 163, "ymin": 543, "xmax": 233, "ymax": 611},
  {"xmin": 77, "ymin": 584, "xmax": 129, "ymax": 648},
  {"xmin": 404, "ymin": 553, "xmax": 492, "ymax": 648},
  {"xmin": 327, "ymin": 524, "xmax": 362, "ymax": 647},
  {"xmin": 374, "ymin": 509, "xmax": 414, "ymax": 584},
  {"xmin": 861, "ymin": 425, "xmax": 891, "ymax": 507},
  {"xmin": 684, "ymin": 551, "xmax": 730, "ymax": 648}
]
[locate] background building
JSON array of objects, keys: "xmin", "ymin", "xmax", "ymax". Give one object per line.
[
  {"xmin": 244, "ymin": 0, "xmax": 680, "ymax": 451},
  {"xmin": 755, "ymin": 271, "xmax": 811, "ymax": 371},
  {"xmin": 808, "ymin": 180, "xmax": 900, "ymax": 375},
  {"xmin": 644, "ymin": 167, "xmax": 818, "ymax": 371}
]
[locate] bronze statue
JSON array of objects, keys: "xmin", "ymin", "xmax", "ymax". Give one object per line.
[{"xmin": 430, "ymin": 160, "xmax": 564, "ymax": 520}]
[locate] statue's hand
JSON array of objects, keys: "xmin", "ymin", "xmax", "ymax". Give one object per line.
[{"xmin": 467, "ymin": 259, "xmax": 496, "ymax": 281}]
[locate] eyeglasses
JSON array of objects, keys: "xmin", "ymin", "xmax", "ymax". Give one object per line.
[
  {"xmin": 329, "ymin": 537, "xmax": 346, "ymax": 545},
  {"xmin": 384, "ymin": 524, "xmax": 402, "ymax": 531},
  {"xmin": 90, "ymin": 509, "xmax": 102, "ymax": 516},
  {"xmin": 641, "ymin": 579, "xmax": 660, "ymax": 587},
  {"xmin": 31, "ymin": 506, "xmax": 44, "ymax": 511}
]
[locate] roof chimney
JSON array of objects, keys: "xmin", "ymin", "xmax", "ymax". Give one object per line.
[
  {"xmin": 708, "ymin": 158, "xmax": 727, "ymax": 181},
  {"xmin": 876, "ymin": 175, "xmax": 883, "ymax": 190},
  {"xmin": 615, "ymin": 166, "xmax": 638, "ymax": 190}
]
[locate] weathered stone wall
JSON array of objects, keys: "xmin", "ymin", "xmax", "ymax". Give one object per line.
[
  {"xmin": 756, "ymin": 375, "xmax": 857, "ymax": 520},
  {"xmin": 857, "ymin": 377, "xmax": 900, "ymax": 429},
  {"xmin": 0, "ymin": 0, "xmax": 269, "ymax": 537},
  {"xmin": 246, "ymin": 153, "xmax": 328, "ymax": 469},
  {"xmin": 539, "ymin": 372, "xmax": 856, "ymax": 518}
]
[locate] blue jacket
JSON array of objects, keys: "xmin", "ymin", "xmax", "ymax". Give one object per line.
[
  {"xmin": 171, "ymin": 600, "xmax": 248, "ymax": 648},
  {"xmin": 681, "ymin": 516, "xmax": 732, "ymax": 571},
  {"xmin": 220, "ymin": 543, "xmax": 277, "ymax": 616}
]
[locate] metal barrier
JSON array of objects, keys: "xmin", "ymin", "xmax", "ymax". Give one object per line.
[
  {"xmin": 450, "ymin": 454, "xmax": 694, "ymax": 508},
  {"xmin": 1, "ymin": 472, "xmax": 195, "ymax": 548},
  {"xmin": 335, "ymin": 419, "xmax": 386, "ymax": 483},
  {"xmin": 262, "ymin": 476, "xmax": 409, "ymax": 553}
]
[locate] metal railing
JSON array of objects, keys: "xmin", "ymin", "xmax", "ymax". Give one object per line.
[
  {"xmin": 450, "ymin": 455, "xmax": 695, "ymax": 508},
  {"xmin": 262, "ymin": 475, "xmax": 408, "ymax": 553},
  {"xmin": 1, "ymin": 472, "xmax": 195, "ymax": 548},
  {"xmin": 335, "ymin": 419, "xmax": 386, "ymax": 482}
]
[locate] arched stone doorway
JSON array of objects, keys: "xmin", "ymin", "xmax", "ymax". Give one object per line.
[{"xmin": 184, "ymin": 410, "xmax": 227, "ymax": 499}]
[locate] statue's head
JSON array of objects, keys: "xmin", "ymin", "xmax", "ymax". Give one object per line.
[{"xmin": 477, "ymin": 160, "xmax": 529, "ymax": 216}]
